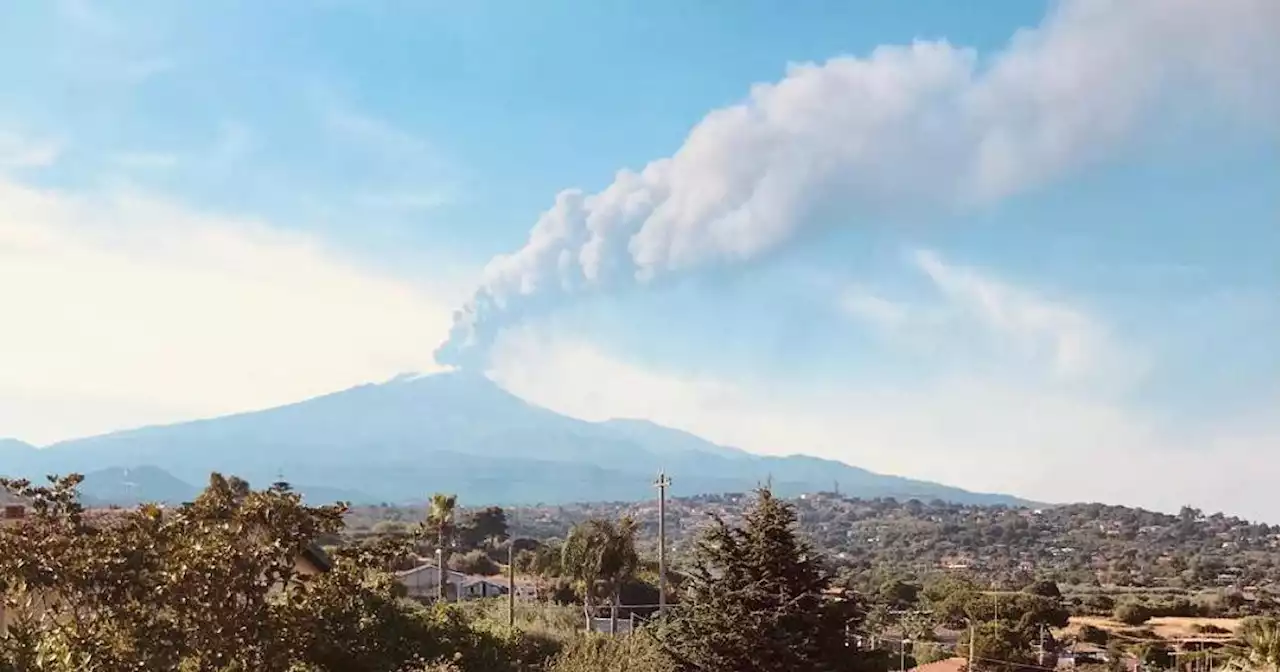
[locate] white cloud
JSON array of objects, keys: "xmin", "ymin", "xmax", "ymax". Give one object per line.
[
  {"xmin": 488, "ymin": 327, "xmax": 1280, "ymax": 521},
  {"xmin": 111, "ymin": 151, "xmax": 180, "ymax": 171},
  {"xmin": 0, "ymin": 132, "xmax": 62, "ymax": 169},
  {"xmin": 316, "ymin": 92, "xmax": 458, "ymax": 212},
  {"xmin": 438, "ymin": 0, "xmax": 1280, "ymax": 365},
  {"xmin": 911, "ymin": 250, "xmax": 1131, "ymax": 384},
  {"xmin": 838, "ymin": 285, "xmax": 913, "ymax": 332},
  {"xmin": 324, "ymin": 104, "xmax": 430, "ymax": 158},
  {"xmin": 0, "ymin": 177, "xmax": 455, "ymax": 444},
  {"xmin": 837, "ymin": 250, "xmax": 1139, "ymax": 387}
]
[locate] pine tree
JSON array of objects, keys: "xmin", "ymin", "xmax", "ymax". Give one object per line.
[{"xmin": 660, "ymin": 489, "xmax": 875, "ymax": 672}]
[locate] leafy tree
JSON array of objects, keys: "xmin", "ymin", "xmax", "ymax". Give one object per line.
[
  {"xmin": 0, "ymin": 473, "xmax": 506, "ymax": 672},
  {"xmin": 455, "ymin": 506, "xmax": 504, "ymax": 547},
  {"xmin": 961, "ymin": 621, "xmax": 1037, "ymax": 672},
  {"xmin": 1113, "ymin": 601, "xmax": 1151, "ymax": 626},
  {"xmin": 658, "ymin": 489, "xmax": 873, "ymax": 672},
  {"xmin": 877, "ymin": 578, "xmax": 921, "ymax": 609},
  {"xmin": 1134, "ymin": 643, "xmax": 1171, "ymax": 670},
  {"xmin": 1023, "ymin": 579, "xmax": 1061, "ymax": 600},
  {"xmin": 1078, "ymin": 624, "xmax": 1110, "ymax": 646},
  {"xmin": 450, "ymin": 549, "xmax": 501, "ymax": 576},
  {"xmin": 561, "ymin": 517, "xmax": 640, "ymax": 629},
  {"xmin": 428, "ymin": 493, "xmax": 459, "ymax": 601}
]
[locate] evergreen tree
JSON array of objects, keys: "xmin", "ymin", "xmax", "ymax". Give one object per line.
[{"xmin": 660, "ymin": 489, "xmax": 875, "ymax": 672}]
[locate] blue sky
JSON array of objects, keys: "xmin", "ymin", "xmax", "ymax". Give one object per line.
[{"xmin": 1, "ymin": 1, "xmax": 1278, "ymax": 518}]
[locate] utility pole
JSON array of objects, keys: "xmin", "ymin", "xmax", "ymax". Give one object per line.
[
  {"xmin": 655, "ymin": 471, "xmax": 671, "ymax": 616},
  {"xmin": 508, "ymin": 540, "xmax": 516, "ymax": 629},
  {"xmin": 1037, "ymin": 624, "xmax": 1047, "ymax": 666},
  {"xmin": 968, "ymin": 621, "xmax": 976, "ymax": 672}
]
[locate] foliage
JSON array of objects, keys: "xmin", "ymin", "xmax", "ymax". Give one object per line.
[
  {"xmin": 658, "ymin": 489, "xmax": 874, "ymax": 672},
  {"xmin": 428, "ymin": 493, "xmax": 459, "ymax": 600},
  {"xmin": 1023, "ymin": 579, "xmax": 1061, "ymax": 600},
  {"xmin": 550, "ymin": 634, "xmax": 670, "ymax": 672},
  {"xmin": 1236, "ymin": 617, "xmax": 1280, "ymax": 672},
  {"xmin": 1134, "ymin": 643, "xmax": 1172, "ymax": 669},
  {"xmin": 1078, "ymin": 624, "xmax": 1110, "ymax": 645},
  {"xmin": 561, "ymin": 517, "xmax": 640, "ymax": 617},
  {"xmin": 450, "ymin": 550, "xmax": 501, "ymax": 576},
  {"xmin": 368, "ymin": 493, "xmax": 1280, "ymax": 605},
  {"xmin": 961, "ymin": 621, "xmax": 1038, "ymax": 672},
  {"xmin": 1114, "ymin": 601, "xmax": 1152, "ymax": 626},
  {"xmin": 877, "ymin": 578, "xmax": 922, "ymax": 609},
  {"xmin": 0, "ymin": 474, "xmax": 529, "ymax": 672},
  {"xmin": 456, "ymin": 507, "xmax": 509, "ymax": 551},
  {"xmin": 911, "ymin": 641, "xmax": 950, "ymax": 666}
]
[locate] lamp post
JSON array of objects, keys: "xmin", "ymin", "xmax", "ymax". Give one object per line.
[{"xmin": 436, "ymin": 547, "xmax": 446, "ymax": 602}]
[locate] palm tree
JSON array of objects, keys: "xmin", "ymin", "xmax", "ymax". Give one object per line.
[
  {"xmin": 427, "ymin": 493, "xmax": 458, "ymax": 602},
  {"xmin": 1234, "ymin": 617, "xmax": 1280, "ymax": 672},
  {"xmin": 561, "ymin": 516, "xmax": 640, "ymax": 632}
]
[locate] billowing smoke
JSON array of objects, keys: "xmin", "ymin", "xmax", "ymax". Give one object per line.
[{"xmin": 435, "ymin": 0, "xmax": 1280, "ymax": 368}]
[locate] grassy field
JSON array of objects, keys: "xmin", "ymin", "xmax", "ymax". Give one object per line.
[{"xmin": 1068, "ymin": 616, "xmax": 1242, "ymax": 641}]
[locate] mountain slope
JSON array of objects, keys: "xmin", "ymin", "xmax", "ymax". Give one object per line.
[
  {"xmin": 14, "ymin": 372, "xmax": 1031, "ymax": 506},
  {"xmin": 0, "ymin": 438, "xmax": 42, "ymax": 479},
  {"xmin": 78, "ymin": 466, "xmax": 201, "ymax": 506}
]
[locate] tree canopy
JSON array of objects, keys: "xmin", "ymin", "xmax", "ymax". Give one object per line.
[
  {"xmin": 659, "ymin": 489, "xmax": 877, "ymax": 672},
  {"xmin": 0, "ymin": 474, "xmax": 522, "ymax": 672}
]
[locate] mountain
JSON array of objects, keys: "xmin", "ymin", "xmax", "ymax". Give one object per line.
[
  {"xmin": 5, "ymin": 372, "xmax": 1031, "ymax": 507},
  {"xmin": 77, "ymin": 466, "xmax": 201, "ymax": 506},
  {"xmin": 0, "ymin": 438, "xmax": 42, "ymax": 479}
]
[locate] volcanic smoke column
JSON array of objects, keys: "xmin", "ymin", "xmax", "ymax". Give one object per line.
[{"xmin": 433, "ymin": 0, "xmax": 1280, "ymax": 370}]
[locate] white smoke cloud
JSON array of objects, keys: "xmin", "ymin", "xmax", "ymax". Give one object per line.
[{"xmin": 436, "ymin": 0, "xmax": 1280, "ymax": 366}]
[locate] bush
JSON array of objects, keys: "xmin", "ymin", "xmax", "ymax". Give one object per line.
[
  {"xmin": 451, "ymin": 549, "xmax": 501, "ymax": 576},
  {"xmin": 1078, "ymin": 625, "xmax": 1110, "ymax": 645},
  {"xmin": 1024, "ymin": 579, "xmax": 1062, "ymax": 600},
  {"xmin": 1114, "ymin": 601, "xmax": 1152, "ymax": 626},
  {"xmin": 549, "ymin": 634, "xmax": 671, "ymax": 672},
  {"xmin": 1085, "ymin": 594, "xmax": 1115, "ymax": 614},
  {"xmin": 911, "ymin": 642, "xmax": 950, "ymax": 666}
]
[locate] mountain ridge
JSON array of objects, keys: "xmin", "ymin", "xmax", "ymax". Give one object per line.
[{"xmin": 3, "ymin": 371, "xmax": 1033, "ymax": 507}]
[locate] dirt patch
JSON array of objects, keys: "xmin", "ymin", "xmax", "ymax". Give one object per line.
[{"xmin": 1067, "ymin": 616, "xmax": 1241, "ymax": 642}]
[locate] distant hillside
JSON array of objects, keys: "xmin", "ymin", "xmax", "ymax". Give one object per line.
[
  {"xmin": 5, "ymin": 372, "xmax": 1031, "ymax": 507},
  {"xmin": 485, "ymin": 492, "xmax": 1280, "ymax": 597},
  {"xmin": 78, "ymin": 466, "xmax": 201, "ymax": 506}
]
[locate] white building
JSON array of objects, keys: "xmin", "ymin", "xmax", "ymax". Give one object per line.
[{"xmin": 396, "ymin": 564, "xmax": 470, "ymax": 600}]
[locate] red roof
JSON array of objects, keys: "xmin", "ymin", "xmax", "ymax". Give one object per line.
[{"xmin": 909, "ymin": 657, "xmax": 968, "ymax": 672}]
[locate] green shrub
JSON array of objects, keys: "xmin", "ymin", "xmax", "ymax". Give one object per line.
[
  {"xmin": 1078, "ymin": 625, "xmax": 1110, "ymax": 645},
  {"xmin": 451, "ymin": 549, "xmax": 501, "ymax": 576},
  {"xmin": 549, "ymin": 634, "xmax": 671, "ymax": 672},
  {"xmin": 1114, "ymin": 601, "xmax": 1152, "ymax": 626}
]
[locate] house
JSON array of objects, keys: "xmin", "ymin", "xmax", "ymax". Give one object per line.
[
  {"xmin": 460, "ymin": 577, "xmax": 509, "ymax": 599},
  {"xmin": 396, "ymin": 563, "xmax": 470, "ymax": 600}
]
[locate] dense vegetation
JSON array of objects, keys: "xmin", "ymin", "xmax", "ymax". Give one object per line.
[
  {"xmin": 9, "ymin": 475, "xmax": 1280, "ymax": 671},
  {"xmin": 0, "ymin": 475, "xmax": 880, "ymax": 671},
  {"xmin": 346, "ymin": 493, "xmax": 1280, "ymax": 596}
]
